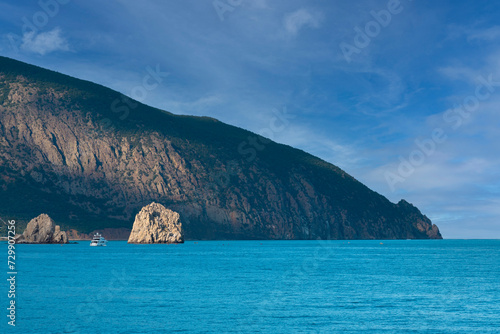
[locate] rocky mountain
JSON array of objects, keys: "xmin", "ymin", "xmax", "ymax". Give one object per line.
[{"xmin": 0, "ymin": 56, "xmax": 441, "ymax": 240}]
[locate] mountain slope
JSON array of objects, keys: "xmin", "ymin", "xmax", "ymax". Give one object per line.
[{"xmin": 0, "ymin": 56, "xmax": 441, "ymax": 239}]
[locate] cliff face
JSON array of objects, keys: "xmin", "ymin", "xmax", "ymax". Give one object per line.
[{"xmin": 0, "ymin": 56, "xmax": 442, "ymax": 240}]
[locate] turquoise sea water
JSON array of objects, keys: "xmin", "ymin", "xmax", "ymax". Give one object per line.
[{"xmin": 2, "ymin": 240, "xmax": 499, "ymax": 333}]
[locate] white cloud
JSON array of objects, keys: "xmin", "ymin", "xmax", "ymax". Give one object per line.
[
  {"xmin": 247, "ymin": 0, "xmax": 268, "ymax": 9},
  {"xmin": 466, "ymin": 26, "xmax": 500, "ymax": 42},
  {"xmin": 448, "ymin": 25, "xmax": 500, "ymax": 43},
  {"xmin": 437, "ymin": 66, "xmax": 480, "ymax": 82},
  {"xmin": 269, "ymin": 123, "xmax": 362, "ymax": 171},
  {"xmin": 283, "ymin": 9, "xmax": 321, "ymax": 36},
  {"xmin": 162, "ymin": 95, "xmax": 223, "ymax": 115},
  {"xmin": 20, "ymin": 27, "xmax": 69, "ymax": 55}
]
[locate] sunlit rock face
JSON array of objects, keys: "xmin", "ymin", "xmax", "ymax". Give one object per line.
[{"xmin": 128, "ymin": 203, "xmax": 184, "ymax": 244}]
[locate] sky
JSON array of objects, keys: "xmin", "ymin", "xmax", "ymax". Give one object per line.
[{"xmin": 1, "ymin": 0, "xmax": 499, "ymax": 239}]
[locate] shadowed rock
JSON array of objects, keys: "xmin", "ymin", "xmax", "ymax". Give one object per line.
[
  {"xmin": 128, "ymin": 202, "xmax": 184, "ymax": 244},
  {"xmin": 15, "ymin": 214, "xmax": 69, "ymax": 244}
]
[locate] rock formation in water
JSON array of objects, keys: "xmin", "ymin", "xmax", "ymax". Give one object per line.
[
  {"xmin": 15, "ymin": 214, "xmax": 69, "ymax": 244},
  {"xmin": 128, "ymin": 202, "xmax": 184, "ymax": 244},
  {"xmin": 0, "ymin": 56, "xmax": 442, "ymax": 240}
]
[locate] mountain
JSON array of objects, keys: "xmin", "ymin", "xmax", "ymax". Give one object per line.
[{"xmin": 0, "ymin": 56, "xmax": 441, "ymax": 240}]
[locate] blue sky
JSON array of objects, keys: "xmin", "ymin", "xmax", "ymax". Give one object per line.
[{"xmin": 1, "ymin": 0, "xmax": 499, "ymax": 238}]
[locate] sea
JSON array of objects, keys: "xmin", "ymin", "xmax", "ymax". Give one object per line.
[{"xmin": 2, "ymin": 239, "xmax": 499, "ymax": 333}]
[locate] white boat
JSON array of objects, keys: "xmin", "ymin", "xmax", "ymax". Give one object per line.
[{"xmin": 90, "ymin": 233, "xmax": 107, "ymax": 246}]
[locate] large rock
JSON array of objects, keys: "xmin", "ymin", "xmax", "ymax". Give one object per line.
[
  {"xmin": 15, "ymin": 214, "xmax": 69, "ymax": 244},
  {"xmin": 128, "ymin": 202, "xmax": 184, "ymax": 244}
]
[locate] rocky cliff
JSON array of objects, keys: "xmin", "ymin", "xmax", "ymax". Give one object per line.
[
  {"xmin": 128, "ymin": 202, "xmax": 183, "ymax": 244},
  {"xmin": 0, "ymin": 56, "xmax": 442, "ymax": 240},
  {"xmin": 15, "ymin": 213, "xmax": 68, "ymax": 244}
]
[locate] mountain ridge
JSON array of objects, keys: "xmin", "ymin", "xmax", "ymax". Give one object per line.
[{"xmin": 0, "ymin": 56, "xmax": 441, "ymax": 240}]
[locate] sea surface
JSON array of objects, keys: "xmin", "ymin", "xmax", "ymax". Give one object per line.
[{"xmin": 2, "ymin": 240, "xmax": 499, "ymax": 333}]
